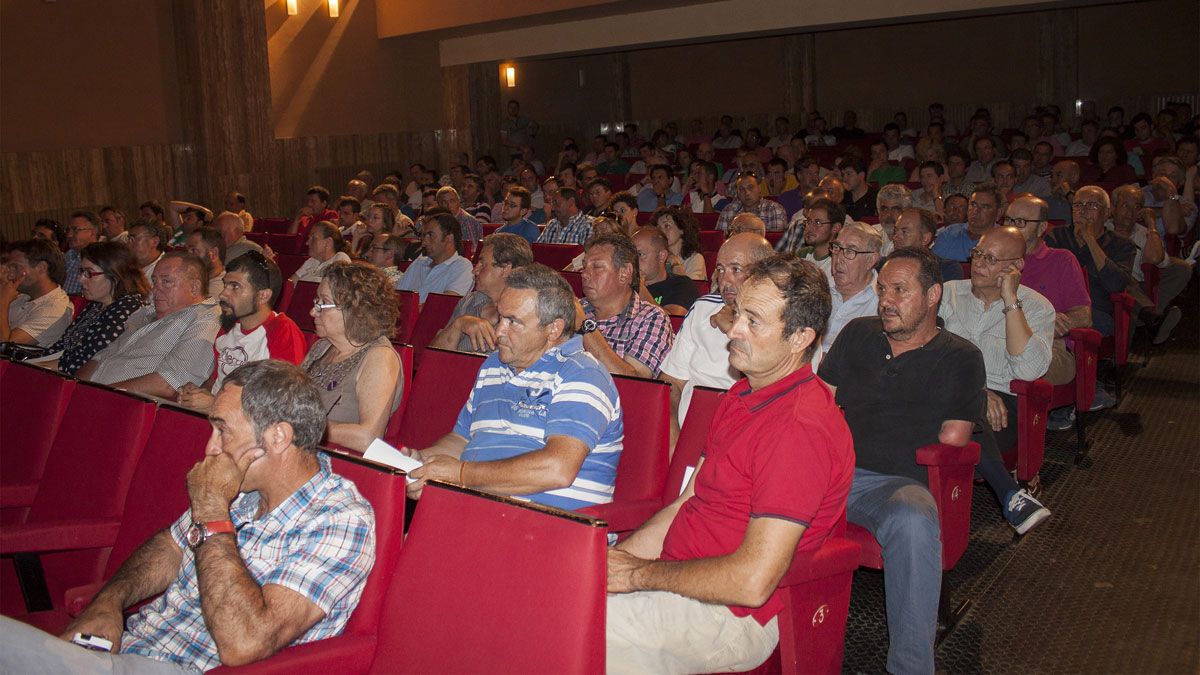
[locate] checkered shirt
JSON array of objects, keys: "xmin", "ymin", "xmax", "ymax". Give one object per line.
[
  {"xmin": 581, "ymin": 293, "xmax": 674, "ymax": 376},
  {"xmin": 715, "ymin": 198, "xmax": 789, "ymax": 232},
  {"xmin": 455, "ymin": 209, "xmax": 483, "ymax": 243},
  {"xmin": 121, "ymin": 454, "xmax": 376, "ymax": 672},
  {"xmin": 775, "ymin": 211, "xmax": 807, "ymax": 253},
  {"xmin": 536, "ymin": 211, "xmax": 594, "ymax": 244}
]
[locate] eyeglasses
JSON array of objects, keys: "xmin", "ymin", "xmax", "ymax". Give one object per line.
[
  {"xmin": 1001, "ymin": 216, "xmax": 1044, "ymax": 228},
  {"xmin": 1071, "ymin": 201, "xmax": 1104, "ymax": 212},
  {"xmin": 830, "ymin": 242, "xmax": 874, "ymax": 260},
  {"xmin": 80, "ymin": 268, "xmax": 106, "ymax": 279},
  {"xmin": 808, "ymin": 218, "xmax": 835, "ymax": 227},
  {"xmin": 312, "ymin": 298, "xmax": 341, "ymax": 313},
  {"xmin": 969, "ymin": 248, "xmax": 1023, "ymax": 266}
]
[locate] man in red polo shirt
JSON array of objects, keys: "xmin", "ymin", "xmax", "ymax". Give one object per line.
[{"xmin": 606, "ymin": 255, "xmax": 855, "ymax": 673}]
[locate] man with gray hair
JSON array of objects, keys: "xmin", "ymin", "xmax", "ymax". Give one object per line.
[
  {"xmin": 436, "ymin": 185, "xmax": 484, "ymax": 243},
  {"xmin": 875, "ymin": 183, "xmax": 913, "ymax": 256},
  {"xmin": 889, "ymin": 207, "xmax": 963, "ymax": 282},
  {"xmin": 824, "ymin": 222, "xmax": 883, "ymax": 354},
  {"xmin": 0, "ymin": 360, "xmax": 376, "ymax": 673},
  {"xmin": 217, "ymin": 211, "xmax": 264, "ymax": 264},
  {"xmin": 430, "ymin": 232, "xmax": 534, "ymax": 353},
  {"xmin": 1141, "ymin": 155, "xmax": 1196, "ymax": 237},
  {"xmin": 405, "ymin": 263, "xmax": 624, "ymax": 512},
  {"xmin": 1107, "ymin": 184, "xmax": 1188, "ymax": 345}
]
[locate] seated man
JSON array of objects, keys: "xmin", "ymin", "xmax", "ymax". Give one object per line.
[
  {"xmin": 397, "ymin": 211, "xmax": 474, "ymax": 303},
  {"xmin": 406, "ymin": 264, "xmax": 623, "ymax": 511},
  {"xmin": 0, "ymin": 238, "xmax": 73, "ymax": 347},
  {"xmin": 824, "ymin": 222, "xmax": 883, "ymax": 355},
  {"xmin": 578, "ymin": 233, "xmax": 674, "ymax": 378},
  {"xmin": 430, "ymin": 233, "xmax": 534, "ymax": 353},
  {"xmin": 874, "ymin": 183, "xmax": 912, "ymax": 256},
  {"xmin": 890, "ymin": 207, "xmax": 963, "ymax": 282},
  {"xmin": 659, "ymin": 233, "xmax": 774, "ymax": 434},
  {"xmin": 78, "ymin": 252, "xmax": 221, "ymax": 398},
  {"xmin": 63, "ymin": 211, "xmax": 101, "ymax": 294},
  {"xmin": 217, "ymin": 211, "xmax": 264, "ymax": 264},
  {"xmin": 185, "ymin": 226, "xmax": 227, "ymax": 298},
  {"xmin": 128, "ymin": 218, "xmax": 171, "ymax": 281},
  {"xmin": 938, "ymin": 227, "xmax": 1054, "ymax": 529},
  {"xmin": 728, "ymin": 212, "xmax": 767, "ymax": 238},
  {"xmin": 839, "ymin": 156, "xmax": 879, "ymax": 220},
  {"xmin": 933, "ymin": 183, "xmax": 1003, "ymax": 262},
  {"xmin": 585, "ymin": 178, "xmax": 614, "ymax": 216},
  {"xmin": 818, "ymin": 247, "xmax": 986, "ymax": 674},
  {"xmin": 1047, "ymin": 159, "xmax": 1082, "ymax": 223},
  {"xmin": 288, "ymin": 184, "xmax": 338, "ymax": 237},
  {"xmin": 606, "ymin": 254, "xmax": 854, "ymax": 673},
  {"xmin": 633, "ymin": 227, "xmax": 698, "ymax": 315},
  {"xmin": 536, "ymin": 187, "xmax": 594, "ymax": 244},
  {"xmin": 788, "ymin": 197, "xmax": 845, "ymax": 278},
  {"xmin": 291, "ymin": 222, "xmax": 351, "ymax": 283},
  {"xmin": 636, "ymin": 164, "xmax": 684, "ymax": 212},
  {"xmin": 715, "ymin": 172, "xmax": 788, "ymax": 233},
  {"xmin": 684, "ymin": 160, "xmax": 728, "ymax": 214},
  {"xmin": 1010, "ymin": 148, "xmax": 1052, "ymax": 200},
  {"xmin": 1108, "ymin": 184, "xmax": 1188, "ymax": 345},
  {"xmin": 495, "ymin": 186, "xmax": 541, "ymax": 244},
  {"xmin": 436, "ymin": 185, "xmax": 484, "ymax": 244},
  {"xmin": 178, "ymin": 252, "xmax": 307, "ymax": 412},
  {"xmin": 0, "ymin": 360, "xmax": 375, "ymax": 673}
]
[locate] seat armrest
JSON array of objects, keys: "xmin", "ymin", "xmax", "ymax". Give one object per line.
[
  {"xmin": 1010, "ymin": 378, "xmax": 1052, "ymax": 401},
  {"xmin": 0, "ymin": 482, "xmax": 39, "ymax": 509},
  {"xmin": 578, "ymin": 499, "xmax": 661, "ymax": 533},
  {"xmin": 1067, "ymin": 328, "xmax": 1101, "ymax": 409},
  {"xmin": 915, "ymin": 442, "xmax": 980, "ymax": 467},
  {"xmin": 1067, "ymin": 327, "xmax": 1101, "ymax": 349},
  {"xmin": 776, "ymin": 538, "xmax": 861, "ymax": 587},
  {"xmin": 0, "ymin": 520, "xmax": 121, "ymax": 555},
  {"xmin": 1109, "ymin": 292, "xmax": 1136, "ymax": 310}
]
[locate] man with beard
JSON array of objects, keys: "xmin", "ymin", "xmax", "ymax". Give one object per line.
[{"xmin": 177, "ymin": 252, "xmax": 306, "ymax": 412}]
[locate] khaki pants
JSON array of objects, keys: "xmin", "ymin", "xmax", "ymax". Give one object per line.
[
  {"xmin": 606, "ymin": 590, "xmax": 779, "ymax": 674},
  {"xmin": 1043, "ymin": 337, "xmax": 1076, "ymax": 386}
]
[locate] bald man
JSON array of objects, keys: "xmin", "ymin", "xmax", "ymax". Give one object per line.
[
  {"xmin": 1047, "ymin": 160, "xmax": 1081, "ymax": 222},
  {"xmin": 659, "ymin": 233, "xmax": 775, "ymax": 439},
  {"xmin": 217, "ymin": 212, "xmax": 264, "ymax": 264},
  {"xmin": 727, "ymin": 213, "xmax": 766, "ymax": 238},
  {"xmin": 938, "ymin": 226, "xmax": 1053, "ymax": 534}
]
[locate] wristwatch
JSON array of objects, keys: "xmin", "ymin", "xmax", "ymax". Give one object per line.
[
  {"xmin": 1002, "ymin": 299, "xmax": 1024, "ymax": 314},
  {"xmin": 186, "ymin": 520, "xmax": 235, "ymax": 550},
  {"xmin": 579, "ymin": 318, "xmax": 598, "ymax": 335}
]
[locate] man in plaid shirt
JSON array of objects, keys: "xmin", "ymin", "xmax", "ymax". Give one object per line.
[
  {"xmin": 0, "ymin": 361, "xmax": 375, "ymax": 672},
  {"xmin": 716, "ymin": 173, "xmax": 789, "ymax": 233},
  {"xmin": 577, "ymin": 234, "xmax": 673, "ymax": 378},
  {"xmin": 537, "ymin": 187, "xmax": 594, "ymax": 245}
]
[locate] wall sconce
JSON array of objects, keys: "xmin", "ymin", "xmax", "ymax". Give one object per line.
[
  {"xmin": 328, "ymin": 0, "xmax": 339, "ymax": 18},
  {"xmin": 505, "ymin": 66, "xmax": 517, "ymax": 88},
  {"xmin": 286, "ymin": 0, "xmax": 298, "ymax": 15}
]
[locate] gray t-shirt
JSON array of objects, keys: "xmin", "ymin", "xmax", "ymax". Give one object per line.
[{"xmin": 448, "ymin": 291, "xmax": 496, "ymax": 354}]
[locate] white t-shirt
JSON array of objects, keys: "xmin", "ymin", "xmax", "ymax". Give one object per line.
[
  {"xmin": 211, "ymin": 322, "xmax": 273, "ymax": 392},
  {"xmin": 292, "ymin": 252, "xmax": 351, "ymax": 282},
  {"xmin": 7, "ymin": 286, "xmax": 73, "ymax": 347},
  {"xmin": 658, "ymin": 294, "xmax": 739, "ymax": 421}
]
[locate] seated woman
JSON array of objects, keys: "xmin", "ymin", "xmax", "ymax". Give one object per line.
[
  {"xmin": 291, "ymin": 221, "xmax": 351, "ymax": 282},
  {"xmin": 1081, "ymin": 136, "xmax": 1139, "ymax": 186},
  {"xmin": 651, "ymin": 206, "xmax": 707, "ymax": 280},
  {"xmin": 46, "ymin": 241, "xmax": 148, "ymax": 376},
  {"xmin": 301, "ymin": 261, "xmax": 403, "ymax": 452},
  {"xmin": 353, "ymin": 203, "xmax": 420, "ymax": 261}
]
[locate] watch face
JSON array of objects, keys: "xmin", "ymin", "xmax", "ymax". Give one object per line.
[{"xmin": 186, "ymin": 524, "xmax": 204, "ymax": 548}]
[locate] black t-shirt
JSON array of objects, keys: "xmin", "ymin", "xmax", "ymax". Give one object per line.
[
  {"xmin": 818, "ymin": 317, "xmax": 985, "ymax": 483},
  {"xmin": 647, "ymin": 274, "xmax": 699, "ymax": 310},
  {"xmin": 843, "ymin": 186, "xmax": 879, "ymax": 220}
]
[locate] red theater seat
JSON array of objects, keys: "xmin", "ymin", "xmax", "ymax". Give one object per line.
[
  {"xmin": 381, "ymin": 344, "xmax": 415, "ymax": 449},
  {"xmin": 696, "ymin": 212, "xmax": 720, "ymax": 230},
  {"xmin": 282, "ymin": 281, "xmax": 319, "ymax": 333},
  {"xmin": 266, "ymin": 233, "xmax": 305, "ymax": 255},
  {"xmin": 0, "ymin": 363, "xmax": 76, "ymax": 524},
  {"xmin": 699, "ymin": 229, "xmax": 724, "ymax": 251},
  {"xmin": 275, "ymin": 254, "xmax": 307, "ymax": 283},
  {"xmin": 393, "ymin": 348, "xmax": 484, "ymax": 450},
  {"xmin": 532, "ymin": 243, "xmax": 583, "ymax": 270},
  {"xmin": 561, "ymin": 270, "xmax": 584, "ymax": 296},
  {"xmin": 407, "ymin": 292, "xmax": 461, "ymax": 368},
  {"xmin": 395, "ymin": 290, "xmax": 419, "ymax": 344},
  {"xmin": 253, "ymin": 218, "xmax": 292, "ymax": 234},
  {"xmin": 367, "ymin": 482, "xmax": 606, "ymax": 674}
]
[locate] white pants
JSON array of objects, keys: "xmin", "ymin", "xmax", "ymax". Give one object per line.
[{"xmin": 606, "ymin": 590, "xmax": 779, "ymax": 674}]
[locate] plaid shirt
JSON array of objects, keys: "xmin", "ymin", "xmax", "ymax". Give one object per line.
[
  {"xmin": 455, "ymin": 209, "xmax": 483, "ymax": 243},
  {"xmin": 775, "ymin": 211, "xmax": 807, "ymax": 253},
  {"xmin": 715, "ymin": 198, "xmax": 788, "ymax": 232},
  {"xmin": 122, "ymin": 454, "xmax": 375, "ymax": 672},
  {"xmin": 581, "ymin": 293, "xmax": 673, "ymax": 376},
  {"xmin": 537, "ymin": 211, "xmax": 594, "ymax": 244}
]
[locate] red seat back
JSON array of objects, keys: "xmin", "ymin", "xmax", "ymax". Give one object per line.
[
  {"xmin": 696, "ymin": 212, "xmax": 720, "ymax": 230},
  {"xmin": 408, "ymin": 293, "xmax": 461, "ymax": 368},
  {"xmin": 275, "ymin": 254, "xmax": 307, "ymax": 282},
  {"xmin": 0, "ymin": 363, "xmax": 76, "ymax": 522},
  {"xmin": 693, "ymin": 278, "xmax": 711, "ymax": 295},
  {"xmin": 253, "ymin": 217, "xmax": 292, "ymax": 234},
  {"xmin": 698, "ymin": 229, "xmax": 723, "ymax": 251},
  {"xmin": 370, "ymin": 483, "xmax": 605, "ymax": 673},
  {"xmin": 267, "ymin": 233, "xmax": 306, "ymax": 255},
  {"xmin": 610, "ymin": 375, "xmax": 671, "ymax": 504},
  {"xmin": 284, "ymin": 281, "xmax": 319, "ymax": 333},
  {"xmin": 394, "ymin": 290, "xmax": 419, "ymax": 343},
  {"xmin": 668, "ymin": 314, "xmax": 684, "ymax": 333},
  {"xmin": 395, "ymin": 348, "xmax": 484, "ymax": 450},
  {"xmin": 245, "ymin": 231, "xmax": 269, "ymax": 247},
  {"xmin": 531, "ymin": 243, "xmax": 583, "ymax": 270},
  {"xmin": 381, "ymin": 344, "xmax": 415, "ymax": 448},
  {"xmin": 765, "ymin": 231, "xmax": 783, "ymax": 247},
  {"xmin": 663, "ymin": 385, "xmax": 724, "ymax": 504},
  {"xmin": 560, "ymin": 270, "xmax": 584, "ymax": 296}
]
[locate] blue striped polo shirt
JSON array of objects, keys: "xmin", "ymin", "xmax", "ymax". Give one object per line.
[{"xmin": 455, "ymin": 335, "xmax": 624, "ymax": 510}]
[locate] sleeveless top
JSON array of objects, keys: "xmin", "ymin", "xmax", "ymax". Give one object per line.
[{"xmin": 301, "ymin": 335, "xmax": 403, "ymax": 425}]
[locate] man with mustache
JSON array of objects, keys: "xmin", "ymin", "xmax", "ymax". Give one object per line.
[{"xmin": 177, "ymin": 253, "xmax": 306, "ymax": 413}]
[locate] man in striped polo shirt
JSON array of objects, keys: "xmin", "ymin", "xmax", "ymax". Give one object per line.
[{"xmin": 406, "ymin": 264, "xmax": 623, "ymax": 511}]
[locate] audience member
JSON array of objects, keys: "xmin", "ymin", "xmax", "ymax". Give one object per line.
[
  {"xmin": 218, "ymin": 211, "xmax": 264, "ymax": 263},
  {"xmin": 397, "ymin": 212, "xmax": 474, "ymax": 302},
  {"xmin": 1107, "ymin": 185, "xmax": 1186, "ymax": 345},
  {"xmin": 728, "ymin": 212, "xmax": 767, "ymax": 238},
  {"xmin": 636, "ymin": 164, "xmax": 684, "ymax": 212},
  {"xmin": 1009, "ymin": 149, "xmax": 1052, "ymax": 199},
  {"xmin": 1, "ymin": 238, "xmax": 73, "ymax": 347},
  {"xmin": 0, "ymin": 360, "xmax": 375, "ymax": 673},
  {"xmin": 608, "ymin": 254, "xmax": 852, "ymax": 673},
  {"xmin": 634, "ymin": 227, "xmax": 698, "ymax": 315},
  {"xmin": 966, "ymin": 136, "xmax": 1001, "ymax": 183},
  {"xmin": 32, "ymin": 218, "xmax": 66, "ymax": 251},
  {"xmin": 784, "ymin": 198, "xmax": 845, "ymax": 279},
  {"xmin": 79, "ymin": 252, "xmax": 220, "ymax": 398},
  {"xmin": 63, "ymin": 211, "xmax": 101, "ymax": 294},
  {"xmin": 824, "ymin": 222, "xmax": 883, "ymax": 354},
  {"xmin": 684, "ymin": 161, "xmax": 728, "ymax": 214},
  {"xmin": 302, "ymin": 261, "xmax": 403, "ymax": 451},
  {"xmin": 167, "ymin": 200, "xmax": 214, "ymax": 246},
  {"xmin": 436, "ymin": 185, "xmax": 484, "ymax": 244},
  {"xmin": 430, "ymin": 233, "xmax": 534, "ymax": 354},
  {"xmin": 459, "ymin": 174, "xmax": 492, "ymax": 223},
  {"xmin": 223, "ymin": 191, "xmax": 254, "ymax": 231},
  {"xmin": 891, "ymin": 207, "xmax": 963, "ymax": 282},
  {"xmin": 912, "ymin": 161, "xmax": 946, "ymax": 214},
  {"xmin": 495, "ymin": 186, "xmax": 541, "ymax": 243},
  {"xmin": 874, "ymin": 183, "xmax": 912, "ymax": 255},
  {"xmin": 44, "ymin": 242, "xmax": 148, "ymax": 375},
  {"xmin": 716, "ymin": 172, "xmax": 788, "ymax": 232},
  {"xmin": 840, "ymin": 157, "xmax": 878, "ymax": 220},
  {"xmin": 98, "ymin": 206, "xmax": 129, "ymax": 244},
  {"xmin": 291, "ymin": 222, "xmax": 351, "ymax": 283},
  {"xmin": 1081, "ymin": 137, "xmax": 1138, "ymax": 185},
  {"xmin": 1066, "ymin": 119, "xmax": 1101, "ymax": 157},
  {"xmin": 406, "ymin": 264, "xmax": 623, "ymax": 511},
  {"xmin": 129, "ymin": 218, "xmax": 171, "ymax": 281},
  {"xmin": 537, "ymin": 187, "xmax": 595, "ymax": 244},
  {"xmin": 1047, "ymin": 160, "xmax": 1082, "ymax": 222},
  {"xmin": 610, "ymin": 192, "xmax": 640, "ymax": 237},
  {"xmin": 185, "ymin": 226, "xmax": 227, "ymax": 297},
  {"xmin": 500, "ymin": 99, "xmax": 539, "ymax": 157},
  {"xmin": 365, "ymin": 233, "xmax": 405, "ymax": 287},
  {"xmin": 651, "ymin": 207, "xmax": 707, "ymax": 280},
  {"xmin": 941, "ymin": 148, "xmax": 977, "ymax": 199},
  {"xmin": 1142, "ymin": 155, "xmax": 1196, "ymax": 237},
  {"xmin": 288, "ymin": 185, "xmax": 338, "ymax": 237},
  {"xmin": 578, "ymin": 233, "xmax": 674, "ymax": 378},
  {"xmin": 933, "ymin": 183, "xmax": 1003, "ymax": 262},
  {"xmin": 585, "ymin": 178, "xmax": 614, "ymax": 216}
]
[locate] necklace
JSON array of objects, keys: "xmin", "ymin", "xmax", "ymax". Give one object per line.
[{"xmin": 304, "ymin": 338, "xmax": 376, "ymax": 392}]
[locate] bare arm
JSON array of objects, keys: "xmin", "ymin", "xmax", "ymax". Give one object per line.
[
  {"xmin": 582, "ymin": 331, "xmax": 650, "ymax": 378},
  {"xmin": 326, "ymin": 346, "xmax": 401, "ymax": 452},
  {"xmin": 0, "ymin": 281, "xmax": 34, "ymax": 344},
  {"xmin": 1141, "ymin": 209, "xmax": 1165, "ymax": 266},
  {"xmin": 412, "ymin": 436, "xmax": 589, "ymax": 496},
  {"xmin": 617, "ymin": 457, "xmax": 703, "ymax": 559}
]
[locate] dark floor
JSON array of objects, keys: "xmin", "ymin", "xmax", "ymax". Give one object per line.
[{"xmin": 842, "ymin": 290, "xmax": 1200, "ymax": 674}]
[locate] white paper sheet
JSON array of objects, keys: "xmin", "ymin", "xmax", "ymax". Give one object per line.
[
  {"xmin": 680, "ymin": 465, "xmax": 696, "ymax": 496},
  {"xmin": 364, "ymin": 438, "xmax": 422, "ymax": 484}
]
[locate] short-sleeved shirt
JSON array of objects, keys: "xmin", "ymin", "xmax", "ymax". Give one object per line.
[
  {"xmin": 938, "ymin": 281, "xmax": 1055, "ymax": 394},
  {"xmin": 636, "ymin": 189, "xmax": 684, "ymax": 213},
  {"xmin": 1044, "ymin": 227, "xmax": 1135, "ymax": 320},
  {"xmin": 824, "ymin": 278, "xmax": 878, "ymax": 351},
  {"xmin": 211, "ymin": 312, "xmax": 307, "ymax": 392},
  {"xmin": 1020, "ymin": 244, "xmax": 1091, "ymax": 312},
  {"xmin": 89, "ymin": 299, "xmax": 221, "ymax": 389},
  {"xmin": 647, "ymin": 274, "xmax": 699, "ymax": 310},
  {"xmin": 659, "ymin": 365, "xmax": 855, "ymax": 625},
  {"xmin": 49, "ymin": 294, "xmax": 146, "ymax": 376},
  {"xmin": 932, "ymin": 222, "xmax": 981, "ymax": 262},
  {"xmin": 6, "ymin": 286, "xmax": 73, "ymax": 347},
  {"xmin": 496, "ymin": 218, "xmax": 541, "ymax": 244},
  {"xmin": 446, "ymin": 290, "xmax": 495, "ymax": 354},
  {"xmin": 397, "ymin": 253, "xmax": 474, "ymax": 303},
  {"xmin": 455, "ymin": 335, "xmax": 623, "ymax": 510},
  {"xmin": 659, "ymin": 294, "xmax": 738, "ymax": 420},
  {"xmin": 715, "ymin": 199, "xmax": 789, "ymax": 232},
  {"xmin": 581, "ymin": 293, "xmax": 673, "ymax": 376},
  {"xmin": 122, "ymin": 454, "xmax": 375, "ymax": 672},
  {"xmin": 226, "ymin": 238, "xmax": 264, "ymax": 264},
  {"xmin": 819, "ymin": 317, "xmax": 985, "ymax": 483},
  {"xmin": 537, "ymin": 211, "xmax": 594, "ymax": 244},
  {"xmin": 843, "ymin": 186, "xmax": 880, "ymax": 220},
  {"xmin": 63, "ymin": 249, "xmax": 84, "ymax": 294},
  {"xmin": 292, "ymin": 252, "xmax": 351, "ymax": 282},
  {"xmin": 454, "ymin": 209, "xmax": 483, "ymax": 244}
]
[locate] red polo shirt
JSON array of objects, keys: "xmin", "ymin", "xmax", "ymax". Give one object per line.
[{"xmin": 659, "ymin": 364, "xmax": 855, "ymax": 625}]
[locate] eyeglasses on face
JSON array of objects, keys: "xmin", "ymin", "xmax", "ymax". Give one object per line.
[
  {"xmin": 80, "ymin": 268, "xmax": 106, "ymax": 279},
  {"xmin": 968, "ymin": 248, "xmax": 1023, "ymax": 266},
  {"xmin": 1000, "ymin": 216, "xmax": 1044, "ymax": 229},
  {"xmin": 312, "ymin": 298, "xmax": 341, "ymax": 313},
  {"xmin": 830, "ymin": 242, "xmax": 873, "ymax": 259}
]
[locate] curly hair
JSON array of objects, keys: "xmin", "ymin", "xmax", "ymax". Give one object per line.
[
  {"xmin": 321, "ymin": 261, "xmax": 398, "ymax": 345},
  {"xmin": 81, "ymin": 241, "xmax": 150, "ymax": 300},
  {"xmin": 651, "ymin": 206, "xmax": 702, "ymax": 259}
]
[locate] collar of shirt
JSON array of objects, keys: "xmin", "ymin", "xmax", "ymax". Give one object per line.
[{"xmin": 730, "ymin": 364, "xmax": 815, "ymax": 413}]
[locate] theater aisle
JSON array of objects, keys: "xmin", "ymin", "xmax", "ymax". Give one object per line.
[{"xmin": 843, "ymin": 291, "xmax": 1200, "ymax": 674}]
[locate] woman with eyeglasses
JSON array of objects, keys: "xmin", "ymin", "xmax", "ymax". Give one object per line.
[
  {"xmin": 651, "ymin": 207, "xmax": 707, "ymax": 280},
  {"xmin": 300, "ymin": 261, "xmax": 403, "ymax": 452},
  {"xmin": 45, "ymin": 242, "xmax": 149, "ymax": 376}
]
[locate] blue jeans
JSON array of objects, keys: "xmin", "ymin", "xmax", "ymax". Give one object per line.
[{"xmin": 847, "ymin": 468, "xmax": 942, "ymax": 675}]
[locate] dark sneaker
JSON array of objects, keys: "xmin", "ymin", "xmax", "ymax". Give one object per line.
[
  {"xmin": 1004, "ymin": 488, "xmax": 1051, "ymax": 535},
  {"xmin": 1090, "ymin": 385, "xmax": 1116, "ymax": 412},
  {"xmin": 1153, "ymin": 306, "xmax": 1182, "ymax": 345},
  {"xmin": 1047, "ymin": 406, "xmax": 1075, "ymax": 431}
]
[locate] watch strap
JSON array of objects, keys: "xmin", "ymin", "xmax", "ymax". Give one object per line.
[{"xmin": 203, "ymin": 520, "xmax": 236, "ymax": 536}]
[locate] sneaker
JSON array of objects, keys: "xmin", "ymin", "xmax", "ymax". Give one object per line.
[
  {"xmin": 1089, "ymin": 385, "xmax": 1116, "ymax": 412},
  {"xmin": 1047, "ymin": 406, "xmax": 1075, "ymax": 431},
  {"xmin": 1153, "ymin": 306, "xmax": 1182, "ymax": 345},
  {"xmin": 1004, "ymin": 488, "xmax": 1051, "ymax": 535}
]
